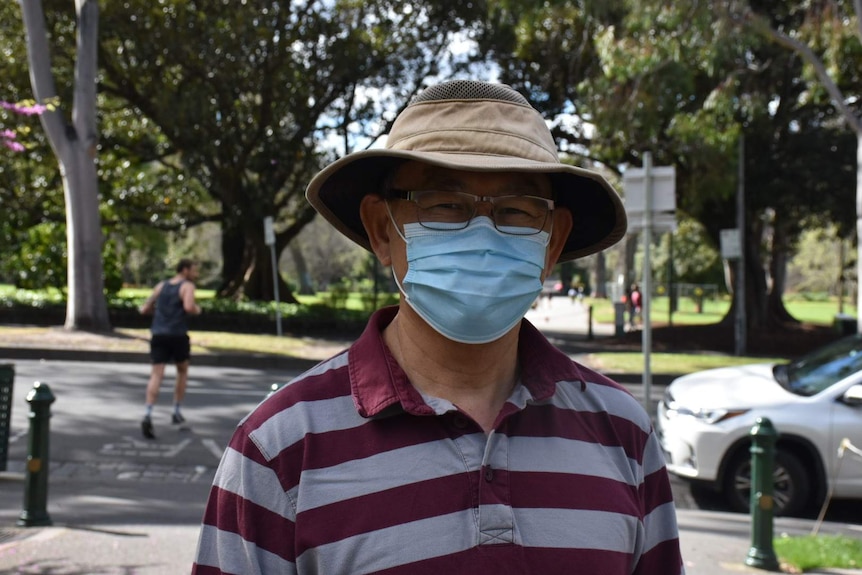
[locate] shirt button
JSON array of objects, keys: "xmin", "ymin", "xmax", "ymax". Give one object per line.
[
  {"xmin": 452, "ymin": 415, "xmax": 469, "ymax": 429},
  {"xmin": 484, "ymin": 467, "xmax": 494, "ymax": 482}
]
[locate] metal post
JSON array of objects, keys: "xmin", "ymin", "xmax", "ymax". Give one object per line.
[
  {"xmin": 264, "ymin": 216, "xmax": 283, "ymax": 337},
  {"xmin": 642, "ymin": 152, "xmax": 653, "ymax": 414},
  {"xmin": 745, "ymin": 417, "xmax": 780, "ymax": 571},
  {"xmin": 18, "ymin": 381, "xmax": 55, "ymax": 527},
  {"xmin": 269, "ymin": 243, "xmax": 283, "ymax": 337},
  {"xmin": 587, "ymin": 305, "xmax": 594, "ymax": 341},
  {"xmin": 736, "ymin": 136, "xmax": 747, "ymax": 355}
]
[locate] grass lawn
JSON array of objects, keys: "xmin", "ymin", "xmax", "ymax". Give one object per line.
[
  {"xmin": 775, "ymin": 534, "xmax": 862, "ymax": 572},
  {"xmin": 586, "ymin": 294, "xmax": 856, "ymax": 327}
]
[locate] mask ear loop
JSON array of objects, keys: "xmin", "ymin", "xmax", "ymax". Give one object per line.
[
  {"xmin": 383, "ymin": 199, "xmax": 411, "ymax": 301},
  {"xmin": 384, "ymin": 199, "xmax": 408, "ymax": 243}
]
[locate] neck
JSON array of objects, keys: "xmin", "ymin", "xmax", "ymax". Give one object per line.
[{"xmin": 384, "ymin": 305, "xmax": 520, "ymax": 432}]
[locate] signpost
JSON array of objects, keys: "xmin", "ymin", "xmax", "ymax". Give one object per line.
[
  {"xmin": 623, "ymin": 152, "xmax": 676, "ymax": 413},
  {"xmin": 263, "ymin": 216, "xmax": 283, "ymax": 337}
]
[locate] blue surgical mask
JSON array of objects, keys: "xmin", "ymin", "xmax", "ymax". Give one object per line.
[{"xmin": 392, "ymin": 216, "xmax": 549, "ymax": 344}]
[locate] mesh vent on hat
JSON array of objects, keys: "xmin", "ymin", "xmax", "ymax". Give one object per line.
[{"xmin": 411, "ymin": 80, "xmax": 528, "ymax": 106}]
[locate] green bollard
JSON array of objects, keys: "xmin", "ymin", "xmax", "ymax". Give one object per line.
[
  {"xmin": 17, "ymin": 381, "xmax": 56, "ymax": 527},
  {"xmin": 745, "ymin": 416, "xmax": 780, "ymax": 571}
]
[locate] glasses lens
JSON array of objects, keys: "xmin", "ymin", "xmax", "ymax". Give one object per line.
[
  {"xmin": 412, "ymin": 191, "xmax": 474, "ymax": 229},
  {"xmin": 492, "ymin": 196, "xmax": 550, "ymax": 234},
  {"xmin": 407, "ymin": 191, "xmax": 551, "ymax": 235}
]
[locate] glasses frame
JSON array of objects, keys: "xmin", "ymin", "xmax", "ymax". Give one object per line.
[{"xmin": 388, "ymin": 188, "xmax": 555, "ymax": 236}]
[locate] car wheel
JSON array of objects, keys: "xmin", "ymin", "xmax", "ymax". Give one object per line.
[{"xmin": 722, "ymin": 448, "xmax": 810, "ymax": 516}]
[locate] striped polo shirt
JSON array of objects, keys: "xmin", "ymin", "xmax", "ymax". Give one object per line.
[{"xmin": 193, "ymin": 307, "xmax": 684, "ymax": 574}]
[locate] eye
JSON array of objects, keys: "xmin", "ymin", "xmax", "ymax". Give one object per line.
[
  {"xmin": 414, "ymin": 191, "xmax": 472, "ymax": 212},
  {"xmin": 494, "ymin": 196, "xmax": 547, "ymax": 219}
]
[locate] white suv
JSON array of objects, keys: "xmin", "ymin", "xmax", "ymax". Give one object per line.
[{"xmin": 656, "ymin": 334, "xmax": 862, "ymax": 516}]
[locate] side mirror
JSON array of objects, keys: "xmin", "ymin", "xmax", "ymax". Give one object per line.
[{"xmin": 842, "ymin": 384, "xmax": 862, "ymax": 407}]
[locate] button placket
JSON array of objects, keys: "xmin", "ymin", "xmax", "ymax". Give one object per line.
[{"xmin": 477, "ymin": 430, "xmax": 515, "ymax": 545}]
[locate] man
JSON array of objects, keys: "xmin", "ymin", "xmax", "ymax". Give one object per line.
[
  {"xmin": 139, "ymin": 258, "xmax": 202, "ymax": 439},
  {"xmin": 193, "ymin": 81, "xmax": 684, "ymax": 574}
]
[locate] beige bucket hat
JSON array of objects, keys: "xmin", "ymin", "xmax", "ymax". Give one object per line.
[{"xmin": 306, "ymin": 80, "xmax": 626, "ymax": 261}]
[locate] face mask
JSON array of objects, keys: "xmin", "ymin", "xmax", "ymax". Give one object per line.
[{"xmin": 392, "ymin": 216, "xmax": 549, "ymax": 344}]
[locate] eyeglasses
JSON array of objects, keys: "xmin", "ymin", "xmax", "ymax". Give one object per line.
[{"xmin": 389, "ymin": 189, "xmax": 554, "ymax": 235}]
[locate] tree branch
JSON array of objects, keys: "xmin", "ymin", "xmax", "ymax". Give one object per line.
[
  {"xmin": 18, "ymin": 0, "xmax": 67, "ymax": 157},
  {"xmin": 74, "ymin": 0, "xmax": 99, "ymax": 157},
  {"xmin": 745, "ymin": 8, "xmax": 862, "ymax": 134}
]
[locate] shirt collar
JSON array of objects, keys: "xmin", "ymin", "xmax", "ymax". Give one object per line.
[{"xmin": 349, "ymin": 307, "xmax": 586, "ymax": 418}]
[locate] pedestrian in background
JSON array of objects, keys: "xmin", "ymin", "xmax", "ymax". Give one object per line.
[
  {"xmin": 193, "ymin": 80, "xmax": 683, "ymax": 574},
  {"xmin": 139, "ymin": 258, "xmax": 201, "ymax": 439},
  {"xmin": 629, "ymin": 282, "xmax": 643, "ymax": 330}
]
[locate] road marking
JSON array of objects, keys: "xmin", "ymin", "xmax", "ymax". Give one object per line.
[
  {"xmin": 8, "ymin": 429, "xmax": 27, "ymax": 443},
  {"xmin": 100, "ymin": 436, "xmax": 192, "ymax": 458},
  {"xmin": 201, "ymin": 438, "xmax": 224, "ymax": 460}
]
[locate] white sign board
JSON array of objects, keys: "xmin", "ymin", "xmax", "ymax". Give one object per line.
[
  {"xmin": 720, "ymin": 228, "xmax": 742, "ymax": 259},
  {"xmin": 626, "ymin": 211, "xmax": 678, "ymax": 233},
  {"xmin": 263, "ymin": 216, "xmax": 275, "ymax": 246},
  {"xmin": 623, "ymin": 166, "xmax": 677, "ymax": 213}
]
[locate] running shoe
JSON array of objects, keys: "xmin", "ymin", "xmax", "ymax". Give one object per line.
[{"xmin": 141, "ymin": 416, "xmax": 155, "ymax": 439}]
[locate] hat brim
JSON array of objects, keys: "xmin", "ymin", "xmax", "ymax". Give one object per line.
[{"xmin": 305, "ymin": 149, "xmax": 627, "ymax": 262}]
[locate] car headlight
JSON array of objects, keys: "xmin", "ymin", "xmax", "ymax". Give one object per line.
[{"xmin": 664, "ymin": 399, "xmax": 749, "ymax": 424}]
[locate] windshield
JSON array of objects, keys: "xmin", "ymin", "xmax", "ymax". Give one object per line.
[{"xmin": 779, "ymin": 334, "xmax": 862, "ymax": 396}]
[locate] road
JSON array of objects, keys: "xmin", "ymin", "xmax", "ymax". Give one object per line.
[
  {"xmin": 5, "ymin": 359, "xmax": 301, "ymax": 474},
  {"xmin": 2, "ymin": 358, "xmax": 860, "ymax": 526}
]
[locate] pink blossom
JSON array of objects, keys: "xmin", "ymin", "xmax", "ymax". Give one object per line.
[
  {"xmin": 1, "ymin": 129, "xmax": 17, "ymax": 140},
  {"xmin": 0, "ymin": 101, "xmax": 47, "ymax": 115},
  {"xmin": 2, "ymin": 139, "xmax": 25, "ymax": 152}
]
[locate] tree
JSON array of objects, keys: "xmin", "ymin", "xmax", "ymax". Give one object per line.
[
  {"xmin": 95, "ymin": 0, "xmax": 489, "ymax": 302},
  {"xmin": 479, "ymin": 0, "xmax": 858, "ymax": 333},
  {"xmin": 739, "ymin": 1, "xmax": 862, "ymax": 330},
  {"xmin": 15, "ymin": 0, "xmax": 110, "ymax": 330}
]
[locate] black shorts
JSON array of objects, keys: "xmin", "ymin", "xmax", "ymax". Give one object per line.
[{"xmin": 150, "ymin": 334, "xmax": 191, "ymax": 364}]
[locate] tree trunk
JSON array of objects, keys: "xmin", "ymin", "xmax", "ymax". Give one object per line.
[
  {"xmin": 289, "ymin": 243, "xmax": 316, "ymax": 295},
  {"xmin": 746, "ymin": 219, "xmax": 770, "ymax": 330},
  {"xmin": 244, "ymin": 239, "xmax": 298, "ymax": 303},
  {"xmin": 767, "ymin": 218, "xmax": 797, "ymax": 324},
  {"xmin": 593, "ymin": 252, "xmax": 607, "ymax": 298},
  {"xmin": 218, "ymin": 221, "xmax": 249, "ymax": 298},
  {"xmin": 20, "ymin": 0, "xmax": 110, "ymax": 331}
]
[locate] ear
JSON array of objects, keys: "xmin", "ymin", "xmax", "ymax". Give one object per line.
[
  {"xmin": 359, "ymin": 194, "xmax": 393, "ymax": 267},
  {"xmin": 543, "ymin": 207, "xmax": 573, "ymax": 278}
]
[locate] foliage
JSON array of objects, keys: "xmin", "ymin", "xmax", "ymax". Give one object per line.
[
  {"xmin": 282, "ymin": 215, "xmax": 370, "ymax": 291},
  {"xmin": 1, "ymin": 220, "xmax": 128, "ymax": 297},
  {"xmin": 788, "ymin": 225, "xmax": 854, "ymax": 295},
  {"xmin": 6, "ymin": 222, "xmax": 66, "ymax": 292},
  {"xmin": 479, "ymin": 0, "xmax": 860, "ymax": 330},
  {"xmin": 774, "ymin": 534, "xmax": 862, "ymax": 572},
  {"xmin": 650, "ymin": 218, "xmax": 725, "ymax": 288},
  {"xmin": 0, "ymin": 98, "xmax": 55, "ymax": 152},
  {"xmin": 93, "ymin": 0, "xmax": 491, "ymax": 301},
  {"xmin": 0, "ymin": 285, "xmax": 371, "ymax": 326}
]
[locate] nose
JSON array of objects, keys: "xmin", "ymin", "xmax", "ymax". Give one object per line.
[{"xmin": 473, "ymin": 199, "xmax": 494, "ymax": 218}]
